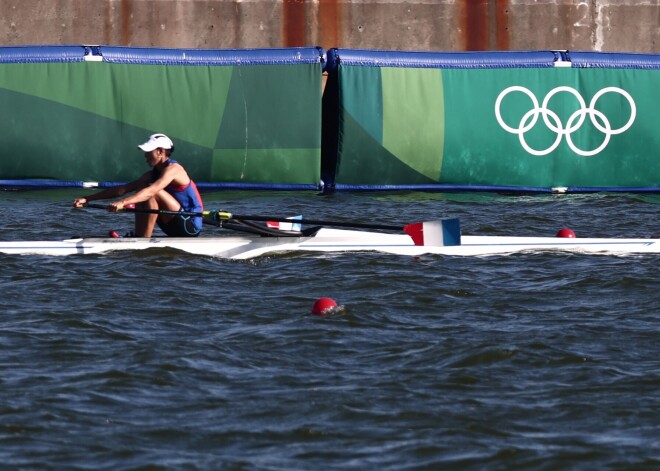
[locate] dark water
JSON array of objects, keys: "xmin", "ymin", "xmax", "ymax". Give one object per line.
[{"xmin": 0, "ymin": 190, "xmax": 658, "ymax": 469}]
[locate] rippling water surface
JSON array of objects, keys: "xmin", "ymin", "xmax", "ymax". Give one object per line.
[{"xmin": 0, "ymin": 190, "xmax": 658, "ymax": 469}]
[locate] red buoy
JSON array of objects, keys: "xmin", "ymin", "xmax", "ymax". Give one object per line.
[
  {"xmin": 556, "ymin": 228, "xmax": 576, "ymax": 238},
  {"xmin": 311, "ymin": 297, "xmax": 337, "ymax": 316}
]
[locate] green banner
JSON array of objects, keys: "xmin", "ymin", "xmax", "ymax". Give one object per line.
[
  {"xmin": 0, "ymin": 61, "xmax": 322, "ymax": 184},
  {"xmin": 334, "ymin": 65, "xmax": 659, "ymax": 189}
]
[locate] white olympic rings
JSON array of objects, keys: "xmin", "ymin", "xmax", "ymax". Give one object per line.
[{"xmin": 494, "ymin": 85, "xmax": 636, "ymax": 156}]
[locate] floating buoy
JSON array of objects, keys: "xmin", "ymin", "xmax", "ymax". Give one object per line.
[
  {"xmin": 556, "ymin": 228, "xmax": 576, "ymax": 238},
  {"xmin": 311, "ymin": 297, "xmax": 337, "ymax": 316}
]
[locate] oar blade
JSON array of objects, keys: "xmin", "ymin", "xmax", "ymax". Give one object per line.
[{"xmin": 404, "ymin": 218, "xmax": 461, "ymax": 247}]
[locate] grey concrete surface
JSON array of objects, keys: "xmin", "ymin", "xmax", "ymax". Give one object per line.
[{"xmin": 0, "ymin": 0, "xmax": 657, "ymax": 53}]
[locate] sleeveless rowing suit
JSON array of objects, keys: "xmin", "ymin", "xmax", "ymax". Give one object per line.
[{"xmin": 152, "ymin": 159, "xmax": 204, "ymax": 237}]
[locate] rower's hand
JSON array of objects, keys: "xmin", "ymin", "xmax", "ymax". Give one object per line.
[
  {"xmin": 108, "ymin": 202, "xmax": 124, "ymax": 212},
  {"xmin": 108, "ymin": 202, "xmax": 135, "ymax": 212},
  {"xmin": 73, "ymin": 198, "xmax": 87, "ymax": 208}
]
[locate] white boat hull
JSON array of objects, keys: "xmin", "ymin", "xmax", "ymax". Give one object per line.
[{"xmin": 0, "ymin": 228, "xmax": 657, "ymax": 258}]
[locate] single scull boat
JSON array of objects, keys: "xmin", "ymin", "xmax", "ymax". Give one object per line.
[{"xmin": 0, "ymin": 227, "xmax": 657, "ymax": 258}]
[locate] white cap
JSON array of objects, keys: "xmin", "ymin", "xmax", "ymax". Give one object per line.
[{"xmin": 138, "ymin": 133, "xmax": 174, "ymax": 152}]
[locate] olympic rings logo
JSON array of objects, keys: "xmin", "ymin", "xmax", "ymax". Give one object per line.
[{"xmin": 494, "ymin": 86, "xmax": 636, "ymax": 156}]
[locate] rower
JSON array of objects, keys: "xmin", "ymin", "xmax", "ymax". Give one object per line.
[{"xmin": 72, "ymin": 133, "xmax": 204, "ymax": 238}]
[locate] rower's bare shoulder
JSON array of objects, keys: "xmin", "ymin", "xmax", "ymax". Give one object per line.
[{"xmin": 168, "ymin": 162, "xmax": 191, "ymax": 184}]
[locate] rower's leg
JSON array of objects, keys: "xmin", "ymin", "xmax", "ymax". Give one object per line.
[
  {"xmin": 134, "ymin": 198, "xmax": 159, "ymax": 237},
  {"xmin": 133, "ymin": 191, "xmax": 182, "ymax": 237},
  {"xmin": 154, "ymin": 190, "xmax": 182, "ymax": 212},
  {"xmin": 152, "ymin": 191, "xmax": 183, "ymax": 236}
]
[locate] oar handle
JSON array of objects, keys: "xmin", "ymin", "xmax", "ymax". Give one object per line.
[{"xmin": 85, "ymin": 203, "xmax": 111, "ymax": 210}]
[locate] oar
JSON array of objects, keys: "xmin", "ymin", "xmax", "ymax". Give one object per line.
[
  {"xmin": 83, "ymin": 203, "xmax": 461, "ymax": 246},
  {"xmin": 85, "ymin": 203, "xmax": 403, "ymax": 230},
  {"xmin": 85, "ymin": 203, "xmax": 202, "ymax": 218}
]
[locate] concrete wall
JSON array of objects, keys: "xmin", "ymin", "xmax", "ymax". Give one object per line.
[{"xmin": 0, "ymin": 0, "xmax": 658, "ymax": 53}]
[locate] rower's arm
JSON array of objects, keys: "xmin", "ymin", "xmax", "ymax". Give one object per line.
[
  {"xmin": 73, "ymin": 174, "xmax": 148, "ymax": 207},
  {"xmin": 112, "ymin": 165, "xmax": 181, "ymax": 208}
]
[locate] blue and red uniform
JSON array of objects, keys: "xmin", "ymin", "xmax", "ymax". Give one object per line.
[{"xmin": 152, "ymin": 159, "xmax": 204, "ymax": 237}]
